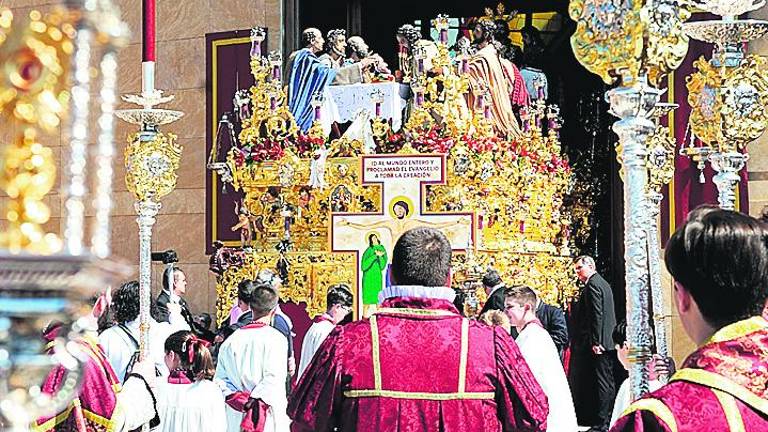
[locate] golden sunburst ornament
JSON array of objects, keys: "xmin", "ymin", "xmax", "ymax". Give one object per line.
[
  {"xmin": 688, "ymin": 54, "xmax": 768, "ymax": 152},
  {"xmin": 124, "ymin": 132, "xmax": 183, "ymax": 202},
  {"xmin": 0, "ymin": 8, "xmax": 75, "ymax": 132}
]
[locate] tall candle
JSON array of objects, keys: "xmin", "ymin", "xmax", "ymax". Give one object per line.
[
  {"xmin": 375, "ymin": 102, "xmax": 382, "ymax": 117},
  {"xmin": 314, "ymin": 106, "xmax": 321, "ymax": 121},
  {"xmin": 520, "ymin": 108, "xmax": 529, "ymax": 132},
  {"xmin": 142, "ymin": 62, "xmax": 155, "ymax": 95},
  {"xmin": 142, "ymin": 0, "xmax": 156, "ymax": 62},
  {"xmin": 439, "ymin": 29, "xmax": 448, "ymax": 44},
  {"xmin": 251, "ymin": 40, "xmax": 261, "ymax": 58}
]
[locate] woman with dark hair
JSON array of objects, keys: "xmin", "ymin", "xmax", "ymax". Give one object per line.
[
  {"xmin": 156, "ymin": 330, "xmax": 226, "ymax": 431},
  {"xmin": 100, "ymin": 280, "xmax": 189, "ymax": 382},
  {"xmin": 613, "ymin": 208, "xmax": 768, "ymax": 431}
]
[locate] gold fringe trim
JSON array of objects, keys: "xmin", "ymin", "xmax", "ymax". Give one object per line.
[
  {"xmin": 672, "ymin": 368, "xmax": 768, "ymax": 417},
  {"xmin": 458, "ymin": 318, "xmax": 468, "ymax": 393},
  {"xmin": 344, "ymin": 389, "xmax": 495, "ymax": 400},
  {"xmin": 621, "ymin": 398, "xmax": 678, "ymax": 432},
  {"xmin": 712, "ymin": 389, "xmax": 746, "ymax": 432},
  {"xmin": 370, "ymin": 315, "xmax": 382, "ymax": 391}
]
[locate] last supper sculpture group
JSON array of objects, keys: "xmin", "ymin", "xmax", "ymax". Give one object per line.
[{"xmin": 208, "ymin": 11, "xmax": 583, "ymax": 322}]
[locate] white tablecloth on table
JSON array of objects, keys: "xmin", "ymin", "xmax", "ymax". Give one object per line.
[{"xmin": 327, "ymin": 81, "xmax": 406, "ymax": 131}]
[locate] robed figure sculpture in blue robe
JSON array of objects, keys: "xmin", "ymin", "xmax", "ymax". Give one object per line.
[{"xmin": 286, "ymin": 28, "xmax": 377, "ymax": 133}]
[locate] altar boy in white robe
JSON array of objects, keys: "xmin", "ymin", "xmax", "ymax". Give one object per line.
[
  {"xmin": 215, "ymin": 280, "xmax": 291, "ymax": 432},
  {"xmin": 505, "ymin": 285, "xmax": 579, "ymax": 432},
  {"xmin": 296, "ymin": 284, "xmax": 353, "ymax": 380}
]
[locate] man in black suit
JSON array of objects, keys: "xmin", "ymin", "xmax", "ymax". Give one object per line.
[
  {"xmin": 573, "ymin": 255, "xmax": 617, "ymax": 432},
  {"xmin": 534, "ymin": 295, "xmax": 569, "ymax": 359},
  {"xmin": 478, "ymin": 269, "xmax": 506, "ymax": 316},
  {"xmin": 152, "ymin": 266, "xmax": 214, "ymax": 341}
]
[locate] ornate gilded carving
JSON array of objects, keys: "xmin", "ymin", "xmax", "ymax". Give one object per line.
[
  {"xmin": 642, "ymin": 0, "xmax": 691, "ymax": 85},
  {"xmin": 0, "ymin": 128, "xmax": 60, "ymax": 253},
  {"xmin": 124, "ymin": 131, "xmax": 183, "ymax": 202},
  {"xmin": 570, "ymin": 0, "xmax": 689, "ymax": 85},
  {"xmin": 0, "ymin": 8, "xmax": 75, "ymax": 132},
  {"xmin": 646, "ymin": 125, "xmax": 676, "ymax": 193},
  {"xmin": 569, "ymin": 0, "xmax": 643, "ymax": 84},
  {"xmin": 0, "ymin": 7, "xmax": 76, "ymax": 255},
  {"xmin": 688, "ymin": 54, "xmax": 768, "ymax": 152},
  {"xmin": 215, "ymin": 251, "xmax": 357, "ymax": 323},
  {"xmin": 721, "ymin": 56, "xmax": 768, "ymax": 150}
]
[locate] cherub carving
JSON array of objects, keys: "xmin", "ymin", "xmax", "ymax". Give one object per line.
[{"xmin": 231, "ymin": 200, "xmax": 254, "ymax": 249}]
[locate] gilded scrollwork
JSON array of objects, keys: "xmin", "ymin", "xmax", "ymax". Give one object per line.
[
  {"xmin": 0, "ymin": 129, "xmax": 60, "ymax": 253},
  {"xmin": 124, "ymin": 132, "xmax": 183, "ymax": 202},
  {"xmin": 646, "ymin": 125, "xmax": 676, "ymax": 193},
  {"xmin": 688, "ymin": 54, "xmax": 768, "ymax": 152},
  {"xmin": 0, "ymin": 7, "xmax": 76, "ymax": 254},
  {"xmin": 569, "ymin": 0, "xmax": 643, "ymax": 84},
  {"xmin": 215, "ymin": 251, "xmax": 356, "ymax": 324},
  {"xmin": 721, "ymin": 55, "xmax": 768, "ymax": 150},
  {"xmin": 0, "ymin": 8, "xmax": 75, "ymax": 132},
  {"xmin": 642, "ymin": 0, "xmax": 691, "ymax": 85},
  {"xmin": 570, "ymin": 0, "xmax": 689, "ymax": 85}
]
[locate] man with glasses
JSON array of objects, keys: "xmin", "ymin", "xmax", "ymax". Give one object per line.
[{"xmin": 296, "ymin": 284, "xmax": 353, "ymax": 380}]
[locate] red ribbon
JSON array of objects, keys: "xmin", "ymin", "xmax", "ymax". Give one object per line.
[
  {"xmin": 225, "ymin": 392, "xmax": 268, "ymax": 432},
  {"xmin": 185, "ymin": 335, "xmax": 211, "ymax": 364}
]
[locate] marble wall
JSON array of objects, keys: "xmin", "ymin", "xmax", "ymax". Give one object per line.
[{"xmin": 0, "ymin": 0, "xmax": 282, "ymax": 317}]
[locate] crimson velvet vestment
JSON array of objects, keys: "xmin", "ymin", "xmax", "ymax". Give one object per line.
[
  {"xmin": 288, "ymin": 296, "xmax": 549, "ymax": 431},
  {"xmin": 611, "ymin": 315, "xmax": 768, "ymax": 431},
  {"xmin": 33, "ymin": 333, "xmax": 157, "ymax": 432}
]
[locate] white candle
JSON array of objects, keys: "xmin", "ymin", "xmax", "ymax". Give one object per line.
[{"xmin": 142, "ymin": 61, "xmax": 155, "ymax": 95}]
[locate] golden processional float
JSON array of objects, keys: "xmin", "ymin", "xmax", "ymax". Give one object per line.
[{"xmin": 208, "ymin": 18, "xmax": 586, "ymax": 323}]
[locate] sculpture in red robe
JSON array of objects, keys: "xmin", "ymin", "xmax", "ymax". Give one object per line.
[
  {"xmin": 611, "ymin": 315, "xmax": 768, "ymax": 431},
  {"xmin": 288, "ymin": 296, "xmax": 549, "ymax": 431}
]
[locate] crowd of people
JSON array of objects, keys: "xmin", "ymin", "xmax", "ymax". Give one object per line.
[{"xmin": 33, "ymin": 206, "xmax": 768, "ymax": 431}]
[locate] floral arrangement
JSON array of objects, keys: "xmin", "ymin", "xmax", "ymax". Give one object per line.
[{"xmin": 233, "ymin": 139, "xmax": 285, "ymax": 166}]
